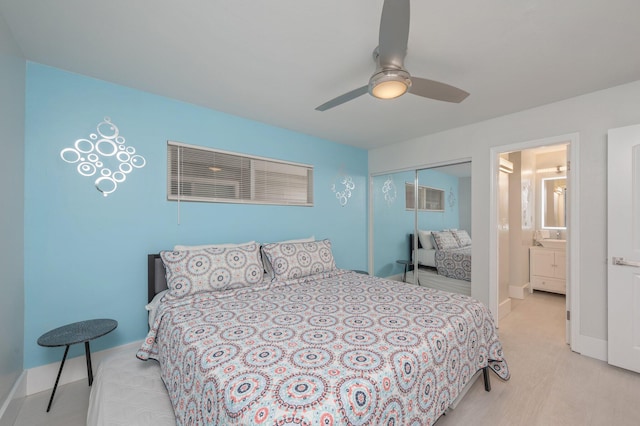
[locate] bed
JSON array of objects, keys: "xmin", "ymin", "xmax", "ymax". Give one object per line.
[
  {"xmin": 136, "ymin": 239, "xmax": 508, "ymax": 425},
  {"xmin": 411, "ymin": 230, "xmax": 472, "ymax": 283}
]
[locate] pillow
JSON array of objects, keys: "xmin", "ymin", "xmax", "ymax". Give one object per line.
[
  {"xmin": 262, "ymin": 236, "xmax": 315, "ymax": 278},
  {"xmin": 173, "ymin": 240, "xmax": 256, "ymax": 251},
  {"xmin": 431, "ymin": 231, "xmax": 460, "ymax": 250},
  {"xmin": 160, "ymin": 242, "xmax": 264, "ymax": 300},
  {"xmin": 417, "ymin": 230, "xmax": 434, "ymax": 250},
  {"xmin": 451, "ymin": 229, "xmax": 472, "ymax": 247},
  {"xmin": 145, "ymin": 289, "xmax": 168, "ymax": 329},
  {"xmin": 262, "ymin": 239, "xmax": 336, "ymax": 280}
]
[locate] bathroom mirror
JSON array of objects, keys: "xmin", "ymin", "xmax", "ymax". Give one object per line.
[{"xmin": 541, "ymin": 177, "xmax": 566, "ymax": 229}]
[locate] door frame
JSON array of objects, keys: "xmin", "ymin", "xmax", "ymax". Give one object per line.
[{"xmin": 489, "ymin": 133, "xmax": 580, "ymax": 349}]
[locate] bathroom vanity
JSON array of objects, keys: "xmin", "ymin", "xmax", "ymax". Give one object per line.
[{"xmin": 529, "ymin": 242, "xmax": 566, "ymax": 294}]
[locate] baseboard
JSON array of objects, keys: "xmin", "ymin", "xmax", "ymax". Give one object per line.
[
  {"xmin": 0, "ymin": 370, "xmax": 26, "ymax": 425},
  {"xmin": 498, "ymin": 298, "xmax": 512, "ymax": 320},
  {"xmin": 509, "ymin": 283, "xmax": 530, "ymax": 299},
  {"xmin": 26, "ymin": 340, "xmax": 143, "ymax": 396},
  {"xmin": 573, "ymin": 334, "xmax": 607, "ymax": 362},
  {"xmin": 385, "ymin": 273, "xmax": 404, "ymax": 282}
]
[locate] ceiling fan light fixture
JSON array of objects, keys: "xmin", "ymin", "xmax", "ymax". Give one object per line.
[{"xmin": 369, "ymin": 69, "xmax": 411, "ymax": 99}]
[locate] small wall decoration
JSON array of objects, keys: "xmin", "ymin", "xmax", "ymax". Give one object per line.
[
  {"xmin": 448, "ymin": 186, "xmax": 456, "ymax": 208},
  {"xmin": 331, "ymin": 175, "xmax": 355, "ymax": 207},
  {"xmin": 60, "ymin": 117, "xmax": 146, "ymax": 197},
  {"xmin": 521, "ymin": 180, "xmax": 533, "ymax": 229},
  {"xmin": 382, "ymin": 176, "xmax": 397, "ymax": 206}
]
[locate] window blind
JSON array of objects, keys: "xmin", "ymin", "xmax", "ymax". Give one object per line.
[
  {"xmin": 405, "ymin": 182, "xmax": 444, "ymax": 211},
  {"xmin": 167, "ymin": 141, "xmax": 313, "ymax": 206}
]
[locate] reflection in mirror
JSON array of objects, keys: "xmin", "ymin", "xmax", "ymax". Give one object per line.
[
  {"xmin": 541, "ymin": 177, "xmax": 566, "ymax": 229},
  {"xmin": 372, "ymin": 162, "xmax": 471, "ymax": 290},
  {"xmin": 372, "ymin": 171, "xmax": 417, "ymax": 280}
]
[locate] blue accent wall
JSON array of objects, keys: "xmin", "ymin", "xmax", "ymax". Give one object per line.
[
  {"xmin": 24, "ymin": 63, "xmax": 368, "ymax": 368},
  {"xmin": 372, "ymin": 169, "xmax": 460, "ymax": 277}
]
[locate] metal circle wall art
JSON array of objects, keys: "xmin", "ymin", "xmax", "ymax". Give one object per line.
[
  {"xmin": 382, "ymin": 176, "xmax": 397, "ymax": 206},
  {"xmin": 331, "ymin": 175, "xmax": 355, "ymax": 207},
  {"xmin": 59, "ymin": 117, "xmax": 146, "ymax": 197}
]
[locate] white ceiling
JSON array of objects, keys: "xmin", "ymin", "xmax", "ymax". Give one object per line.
[{"xmin": 2, "ymin": 0, "xmax": 640, "ymax": 150}]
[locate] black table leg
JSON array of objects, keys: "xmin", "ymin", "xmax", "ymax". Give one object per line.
[
  {"xmin": 46, "ymin": 344, "xmax": 70, "ymax": 412},
  {"xmin": 85, "ymin": 341, "xmax": 93, "ymax": 386}
]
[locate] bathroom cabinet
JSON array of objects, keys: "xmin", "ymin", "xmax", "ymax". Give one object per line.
[{"xmin": 529, "ymin": 246, "xmax": 566, "ymax": 294}]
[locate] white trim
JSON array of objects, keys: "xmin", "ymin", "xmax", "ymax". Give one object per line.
[
  {"xmin": 489, "ymin": 132, "xmax": 580, "ymax": 351},
  {"xmin": 0, "ymin": 370, "xmax": 26, "ymax": 424},
  {"xmin": 498, "ymin": 297, "xmax": 512, "ymax": 320},
  {"xmin": 509, "ymin": 283, "xmax": 530, "ymax": 299},
  {"xmin": 573, "ymin": 334, "xmax": 608, "ymax": 362},
  {"xmin": 26, "ymin": 340, "xmax": 143, "ymax": 396},
  {"xmin": 368, "ymin": 175, "xmax": 374, "ymax": 274}
]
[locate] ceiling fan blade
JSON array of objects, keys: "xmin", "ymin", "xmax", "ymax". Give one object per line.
[
  {"xmin": 378, "ymin": 0, "xmax": 410, "ymax": 68},
  {"xmin": 409, "ymin": 77, "xmax": 470, "ymax": 103},
  {"xmin": 315, "ymin": 86, "xmax": 369, "ymax": 111}
]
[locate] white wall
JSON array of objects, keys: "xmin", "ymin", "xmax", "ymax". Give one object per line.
[
  {"xmin": 458, "ymin": 177, "xmax": 472, "ymax": 234},
  {"xmin": 0, "ymin": 10, "xmax": 26, "ymax": 418},
  {"xmin": 370, "ymin": 79, "xmax": 640, "ymax": 355},
  {"xmin": 508, "ymin": 152, "xmax": 531, "ymax": 289}
]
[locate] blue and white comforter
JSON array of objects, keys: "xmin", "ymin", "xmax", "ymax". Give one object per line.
[
  {"xmin": 435, "ymin": 246, "xmax": 472, "ymax": 281},
  {"xmin": 137, "ymin": 269, "xmax": 508, "ymax": 425}
]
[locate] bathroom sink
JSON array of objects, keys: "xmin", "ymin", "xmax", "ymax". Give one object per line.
[{"xmin": 539, "ymin": 239, "xmax": 566, "ymax": 249}]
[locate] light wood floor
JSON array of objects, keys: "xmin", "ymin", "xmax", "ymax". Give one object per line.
[{"xmin": 11, "ymin": 291, "xmax": 640, "ymax": 426}]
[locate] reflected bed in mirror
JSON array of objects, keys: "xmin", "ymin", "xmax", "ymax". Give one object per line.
[{"xmin": 542, "ymin": 176, "xmax": 566, "ymax": 229}]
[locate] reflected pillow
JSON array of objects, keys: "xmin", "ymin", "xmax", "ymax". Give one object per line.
[
  {"xmin": 451, "ymin": 230, "xmax": 472, "ymax": 247},
  {"xmin": 160, "ymin": 242, "xmax": 263, "ymax": 300},
  {"xmin": 432, "ymin": 231, "xmax": 460, "ymax": 250},
  {"xmin": 417, "ymin": 230, "xmax": 434, "ymax": 250},
  {"xmin": 262, "ymin": 239, "xmax": 336, "ymax": 280}
]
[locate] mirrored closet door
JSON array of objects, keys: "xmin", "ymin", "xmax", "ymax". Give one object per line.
[{"xmin": 371, "ymin": 162, "xmax": 472, "ymax": 294}]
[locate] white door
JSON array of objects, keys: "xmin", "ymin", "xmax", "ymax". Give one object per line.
[{"xmin": 607, "ymin": 124, "xmax": 640, "ymax": 373}]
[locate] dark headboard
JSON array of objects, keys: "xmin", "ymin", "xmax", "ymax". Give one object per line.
[
  {"xmin": 408, "ymin": 234, "xmax": 423, "ymax": 259},
  {"xmin": 147, "ymin": 254, "xmax": 168, "ymax": 303}
]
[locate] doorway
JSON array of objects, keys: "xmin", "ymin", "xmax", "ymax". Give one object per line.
[{"xmin": 489, "ymin": 133, "xmax": 579, "ymax": 350}]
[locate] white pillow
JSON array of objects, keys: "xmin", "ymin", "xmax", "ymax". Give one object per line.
[
  {"xmin": 262, "ymin": 236, "xmax": 315, "ymax": 278},
  {"xmin": 145, "ymin": 289, "xmax": 168, "ymax": 329},
  {"xmin": 417, "ymin": 230, "xmax": 434, "ymax": 250},
  {"xmin": 173, "ymin": 240, "xmax": 256, "ymax": 251}
]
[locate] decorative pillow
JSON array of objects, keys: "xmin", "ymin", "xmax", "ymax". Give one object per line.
[
  {"xmin": 262, "ymin": 236, "xmax": 315, "ymax": 278},
  {"xmin": 431, "ymin": 231, "xmax": 460, "ymax": 250},
  {"xmin": 262, "ymin": 239, "xmax": 336, "ymax": 280},
  {"xmin": 160, "ymin": 242, "xmax": 264, "ymax": 300},
  {"xmin": 417, "ymin": 230, "xmax": 434, "ymax": 250},
  {"xmin": 451, "ymin": 229, "xmax": 472, "ymax": 247}
]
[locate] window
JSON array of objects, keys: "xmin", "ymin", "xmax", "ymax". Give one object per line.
[
  {"xmin": 405, "ymin": 183, "xmax": 444, "ymax": 211},
  {"xmin": 167, "ymin": 141, "xmax": 313, "ymax": 206}
]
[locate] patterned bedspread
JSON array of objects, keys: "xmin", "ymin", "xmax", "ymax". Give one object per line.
[
  {"xmin": 435, "ymin": 246, "xmax": 472, "ymax": 281},
  {"xmin": 137, "ymin": 269, "xmax": 508, "ymax": 425}
]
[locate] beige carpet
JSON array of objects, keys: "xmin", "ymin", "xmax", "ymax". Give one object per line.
[{"xmin": 436, "ymin": 291, "xmax": 640, "ymax": 426}]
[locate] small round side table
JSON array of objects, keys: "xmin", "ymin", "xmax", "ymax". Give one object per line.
[{"xmin": 37, "ymin": 318, "xmax": 117, "ymax": 412}]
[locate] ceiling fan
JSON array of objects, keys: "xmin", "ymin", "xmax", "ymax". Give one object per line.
[{"xmin": 315, "ymin": 0, "xmax": 469, "ymax": 111}]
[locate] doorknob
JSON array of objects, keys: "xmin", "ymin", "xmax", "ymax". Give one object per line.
[{"xmin": 612, "ymin": 257, "xmax": 640, "ymax": 267}]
